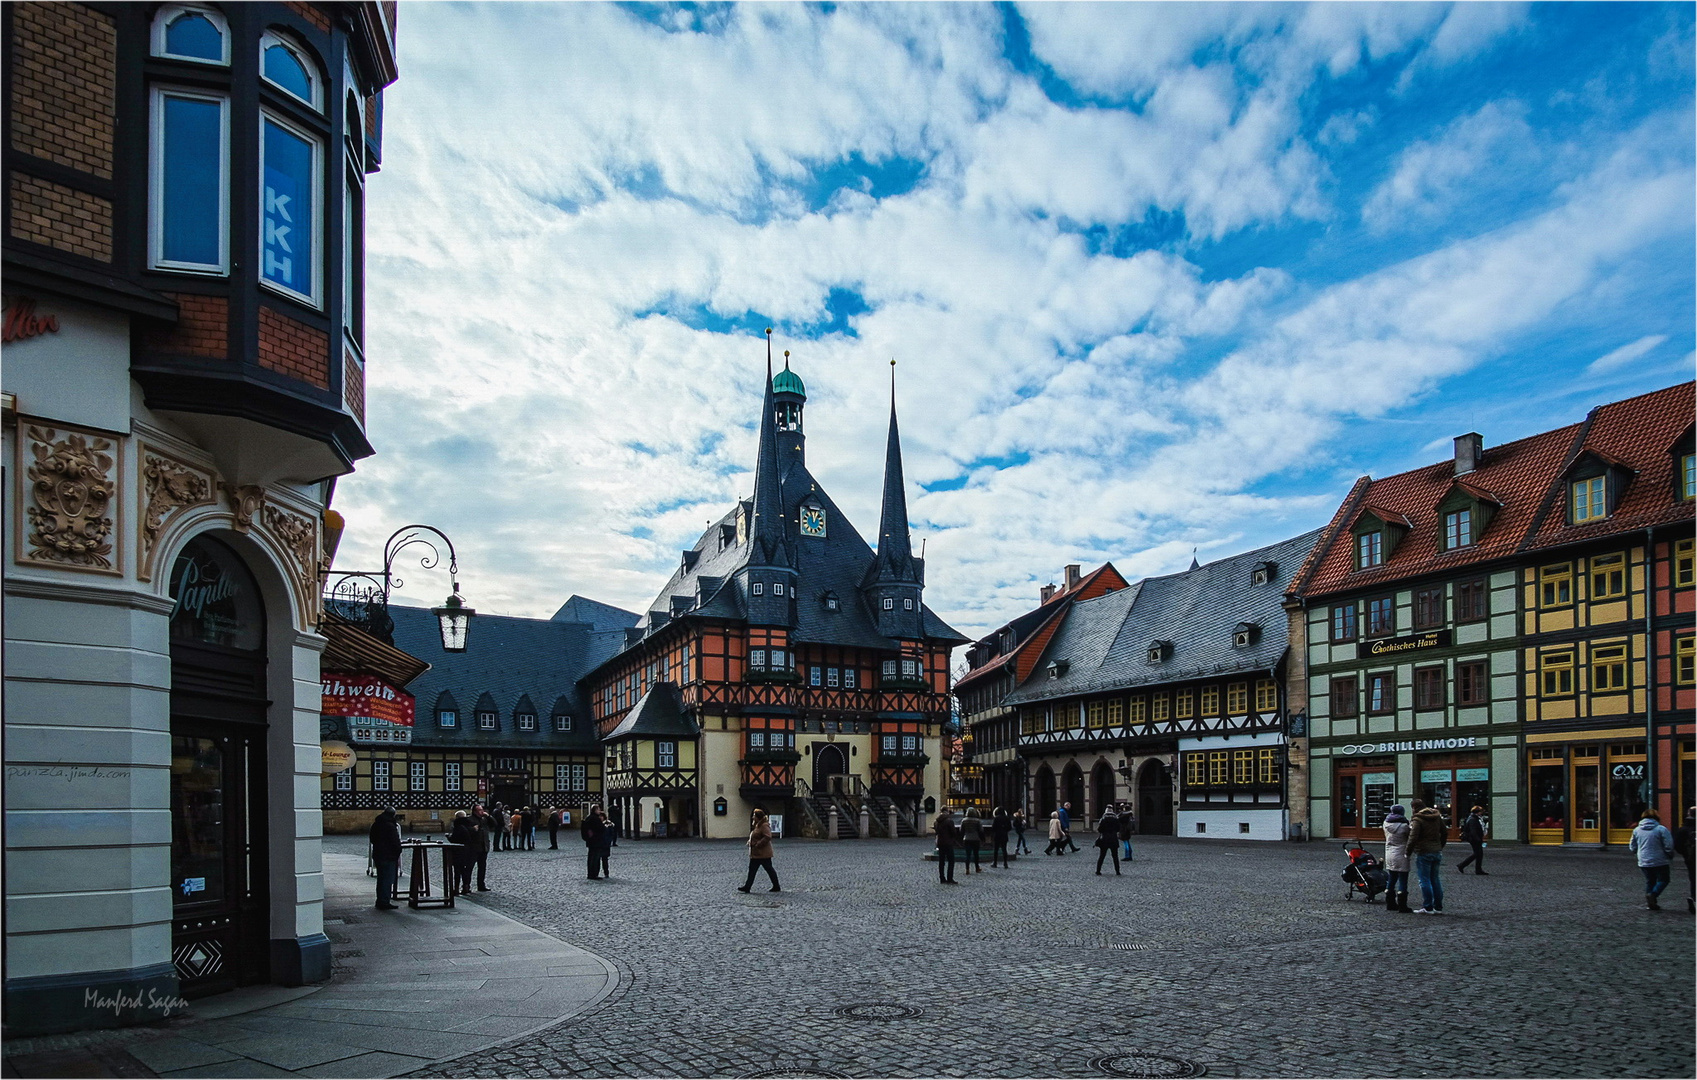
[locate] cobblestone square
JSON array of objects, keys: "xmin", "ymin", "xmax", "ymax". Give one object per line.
[{"xmin": 342, "ymin": 834, "xmax": 1696, "ymax": 1079}]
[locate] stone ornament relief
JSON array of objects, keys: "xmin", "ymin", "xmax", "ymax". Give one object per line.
[
  {"xmin": 138, "ymin": 447, "xmax": 215, "ymax": 581},
  {"xmin": 261, "ymin": 503, "xmax": 321, "ymax": 624},
  {"xmin": 223, "ymin": 484, "xmax": 266, "ymax": 532},
  {"xmin": 20, "ymin": 424, "xmax": 120, "ymax": 573}
]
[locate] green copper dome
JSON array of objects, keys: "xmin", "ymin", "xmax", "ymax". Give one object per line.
[{"xmin": 772, "ymin": 364, "xmax": 806, "ymax": 398}]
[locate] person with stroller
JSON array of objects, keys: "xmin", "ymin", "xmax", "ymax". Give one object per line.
[
  {"xmin": 989, "ymin": 807, "xmax": 1012, "ymax": 868},
  {"xmin": 1095, "ymin": 803, "xmax": 1122, "ymax": 875},
  {"xmin": 1382, "ymin": 803, "xmax": 1413, "ymax": 913},
  {"xmin": 1456, "ymin": 805, "xmax": 1488, "ymax": 875}
]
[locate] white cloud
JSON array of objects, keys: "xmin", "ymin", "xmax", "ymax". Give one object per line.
[
  {"xmin": 1360, "ymin": 99, "xmax": 1534, "ymax": 230},
  {"xmin": 1587, "ymin": 334, "xmax": 1669, "ymax": 375}
]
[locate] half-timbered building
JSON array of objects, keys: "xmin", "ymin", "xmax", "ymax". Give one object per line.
[
  {"xmin": 1006, "ymin": 532, "xmax": 1321, "ymax": 840},
  {"xmin": 581, "ymin": 345, "xmax": 967, "ymax": 840}
]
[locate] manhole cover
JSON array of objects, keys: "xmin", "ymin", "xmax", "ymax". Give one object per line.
[
  {"xmin": 1089, "ymin": 1052, "xmax": 1203, "ymax": 1078},
  {"xmin": 741, "ymin": 1069, "xmax": 847, "ymax": 1079},
  {"xmin": 833, "ymin": 1002, "xmax": 923, "ymax": 1021},
  {"xmin": 1107, "ymin": 943, "xmax": 1153, "ymax": 951}
]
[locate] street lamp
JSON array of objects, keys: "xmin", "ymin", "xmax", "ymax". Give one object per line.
[{"xmin": 323, "ymin": 524, "xmax": 476, "ymax": 652}]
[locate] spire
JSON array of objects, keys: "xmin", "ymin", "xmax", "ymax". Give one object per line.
[
  {"xmin": 1189, "ymin": 547, "xmax": 1200, "ymax": 571},
  {"xmin": 749, "ymin": 328, "xmax": 790, "ymax": 567},
  {"xmin": 871, "ymin": 358, "xmax": 916, "ymax": 581}
]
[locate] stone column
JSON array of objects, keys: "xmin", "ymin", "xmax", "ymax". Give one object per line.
[
  {"xmin": 827, "ymin": 806, "xmax": 838, "ymax": 839},
  {"xmin": 859, "ymin": 806, "xmax": 870, "ymax": 838},
  {"xmin": 889, "ymin": 807, "xmax": 899, "ymax": 839}
]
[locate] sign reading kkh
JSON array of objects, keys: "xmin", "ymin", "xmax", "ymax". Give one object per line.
[
  {"xmin": 1357, "ymin": 629, "xmax": 1452, "ymax": 660},
  {"xmin": 321, "ymin": 673, "xmax": 415, "ymax": 745}
]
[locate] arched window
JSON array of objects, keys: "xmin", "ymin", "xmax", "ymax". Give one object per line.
[
  {"xmin": 152, "ymin": 5, "xmax": 229, "ymax": 65},
  {"xmin": 260, "ymin": 30, "xmax": 320, "ymax": 110},
  {"xmin": 168, "ymin": 535, "xmax": 264, "ymax": 651}
]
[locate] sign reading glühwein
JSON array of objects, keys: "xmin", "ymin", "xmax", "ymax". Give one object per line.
[
  {"xmin": 1356, "ymin": 629, "xmax": 1452, "ymax": 660},
  {"xmin": 322, "ymin": 673, "xmax": 415, "ymax": 744}
]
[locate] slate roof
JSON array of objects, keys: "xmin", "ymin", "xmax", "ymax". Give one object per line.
[
  {"xmin": 954, "ymin": 563, "xmax": 1130, "ymax": 695},
  {"xmin": 1293, "ymin": 382, "xmax": 1694, "ymax": 600},
  {"xmin": 389, "ymin": 598, "xmax": 637, "ymax": 752},
  {"xmin": 1005, "ymin": 531, "xmax": 1323, "ymax": 704},
  {"xmin": 606, "ymin": 681, "xmax": 698, "ymax": 739}
]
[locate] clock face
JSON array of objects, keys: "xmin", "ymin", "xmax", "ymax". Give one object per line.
[{"xmin": 800, "ymin": 506, "xmax": 827, "ymax": 537}]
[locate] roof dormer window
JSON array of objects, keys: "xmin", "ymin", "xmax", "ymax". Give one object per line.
[
  {"xmin": 1443, "ymin": 508, "xmax": 1472, "ymax": 549},
  {"xmin": 822, "ymin": 592, "xmax": 839, "ymax": 612},
  {"xmin": 1351, "ymin": 506, "xmax": 1409, "ymax": 569},
  {"xmin": 1232, "ymin": 622, "xmax": 1258, "ymax": 648},
  {"xmin": 1047, "ymin": 659, "xmax": 1069, "ymax": 679},
  {"xmin": 1147, "ymin": 640, "xmax": 1170, "ymax": 664},
  {"xmin": 1357, "ymin": 531, "xmax": 1382, "ymax": 569},
  {"xmin": 1250, "ymin": 562, "xmax": 1276, "ymax": 586},
  {"xmin": 1571, "ymin": 476, "xmax": 1607, "ymax": 523}
]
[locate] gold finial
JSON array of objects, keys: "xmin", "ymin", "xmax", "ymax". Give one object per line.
[{"xmin": 765, "ymin": 327, "xmax": 772, "ymax": 336}]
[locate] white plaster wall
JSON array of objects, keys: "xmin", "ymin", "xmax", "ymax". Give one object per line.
[{"xmin": 1177, "ymin": 807, "xmax": 1288, "ymax": 841}]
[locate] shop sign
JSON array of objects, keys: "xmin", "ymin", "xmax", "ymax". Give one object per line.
[
  {"xmin": 1336, "ymin": 737, "xmax": 1479, "ymax": 755},
  {"xmin": 1357, "ymin": 629, "xmax": 1452, "ymax": 660},
  {"xmin": 3, "ymin": 297, "xmax": 60, "ymax": 343},
  {"xmin": 1362, "ymin": 772, "xmax": 1396, "ymax": 786},
  {"xmin": 1420, "ymin": 769, "xmax": 1451, "ymax": 783},
  {"xmin": 320, "ymin": 740, "xmax": 356, "ymax": 774},
  {"xmin": 322, "ymin": 673, "xmax": 414, "ymax": 725},
  {"xmin": 1611, "ymin": 762, "xmax": 1645, "ymax": 781},
  {"xmin": 1456, "ymin": 768, "xmax": 1489, "ymax": 782}
]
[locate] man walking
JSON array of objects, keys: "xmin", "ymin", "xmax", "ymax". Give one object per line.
[
  {"xmin": 1011, "ymin": 809, "xmax": 1031, "ymax": 855},
  {"xmin": 1058, "ymin": 801, "xmax": 1081, "ymax": 853},
  {"xmin": 1629, "ymin": 807, "xmax": 1677, "ymax": 911},
  {"xmin": 1407, "ymin": 798, "xmax": 1447, "ymax": 914},
  {"xmin": 934, "ymin": 805, "xmax": 960, "ymax": 884},
  {"xmin": 1456, "ymin": 806, "xmax": 1489, "ymax": 875},
  {"xmin": 1095, "ymin": 804, "xmax": 1122, "ymax": 875},
  {"xmin": 369, "ymin": 806, "xmax": 402, "ymax": 910},
  {"xmin": 521, "ymin": 806, "xmax": 537, "ymax": 850}
]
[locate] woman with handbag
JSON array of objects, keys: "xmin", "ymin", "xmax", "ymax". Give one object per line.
[{"xmin": 737, "ymin": 808, "xmax": 780, "ymax": 893}]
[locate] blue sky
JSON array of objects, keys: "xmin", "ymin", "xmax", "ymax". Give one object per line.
[{"xmin": 339, "ymin": 1, "xmax": 1694, "ymax": 642}]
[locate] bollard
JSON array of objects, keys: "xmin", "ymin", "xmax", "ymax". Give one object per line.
[
  {"xmin": 827, "ymin": 806, "xmax": 839, "ymax": 840},
  {"xmin": 889, "ymin": 807, "xmax": 899, "ymax": 839},
  {"xmin": 859, "ymin": 808, "xmax": 870, "ymax": 839}
]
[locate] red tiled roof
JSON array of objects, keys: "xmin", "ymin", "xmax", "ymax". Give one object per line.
[
  {"xmin": 1297, "ymin": 381, "xmax": 1695, "ymax": 599},
  {"xmin": 1522, "ymin": 382, "xmax": 1695, "ymax": 553},
  {"xmin": 954, "ymin": 563, "xmax": 1127, "ymax": 693}
]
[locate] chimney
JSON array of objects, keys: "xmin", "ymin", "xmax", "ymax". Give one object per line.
[
  {"xmin": 1039, "ymin": 583, "xmax": 1057, "ymax": 604},
  {"xmin": 1454, "ymin": 432, "xmax": 1482, "ymax": 476},
  {"xmin": 1064, "ymin": 564, "xmax": 1081, "ymax": 590}
]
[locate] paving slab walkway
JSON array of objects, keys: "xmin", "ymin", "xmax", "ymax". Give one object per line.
[{"xmin": 2, "ymin": 851, "xmax": 617, "ymax": 1079}]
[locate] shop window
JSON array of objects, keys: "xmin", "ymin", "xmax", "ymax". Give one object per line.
[
  {"xmin": 1413, "ymin": 587, "xmax": 1445, "ymax": 630},
  {"xmin": 1675, "ymin": 539, "xmax": 1694, "ymax": 589},
  {"xmin": 1330, "ymin": 604, "xmax": 1357, "ymax": 643},
  {"xmin": 446, "ymin": 762, "xmax": 461, "ymax": 792},
  {"xmin": 1106, "ymin": 699, "xmax": 1123, "ymax": 726},
  {"xmin": 261, "ymin": 30, "xmax": 320, "ymax": 109},
  {"xmin": 1442, "ymin": 508, "xmax": 1472, "ymax": 550},
  {"xmin": 1457, "ymin": 661, "xmax": 1489, "ymax": 706},
  {"xmin": 1414, "ymin": 666, "xmax": 1445, "ymax": 710},
  {"xmin": 1232, "ymin": 750, "xmax": 1254, "ymax": 785},
  {"xmin": 153, "ymin": 5, "xmax": 230, "ymax": 64},
  {"xmin": 1207, "ymin": 751, "xmax": 1228, "ymax": 786},
  {"xmin": 657, "ymin": 741, "xmax": 677, "ymax": 768},
  {"xmin": 1226, "ymin": 682, "xmax": 1248, "ymax": 714},
  {"xmin": 1366, "ymin": 597, "xmax": 1395, "ymax": 637},
  {"xmin": 372, "ymin": 760, "xmax": 390, "ymax": 791},
  {"xmin": 1367, "ymin": 672, "xmax": 1394, "ymax": 714},
  {"xmin": 1678, "ymin": 635, "xmax": 1695, "ymax": 687},
  {"xmin": 1152, "ymin": 694, "xmax": 1170, "ymax": 722},
  {"xmin": 1456, "ymin": 578, "xmax": 1488, "ymax": 623},
  {"xmin": 1200, "ymin": 686, "xmax": 1220, "ymax": 715},
  {"xmin": 1570, "ymin": 476, "xmax": 1608, "ymax": 523},
  {"xmin": 1541, "ymin": 650, "xmax": 1575, "ymax": 696},
  {"xmin": 1528, "ymin": 749, "xmax": 1566, "ymax": 835},
  {"xmin": 150, "ymin": 88, "xmax": 229, "ymax": 274},
  {"xmin": 1589, "ymin": 553, "xmax": 1627, "ymax": 600},
  {"xmin": 1087, "ymin": 701, "xmax": 1105, "ymax": 728},
  {"xmin": 1357, "ymin": 531, "xmax": 1383, "ymax": 569},
  {"xmin": 1255, "ymin": 679, "xmax": 1277, "ymax": 712},
  {"xmin": 1174, "ymin": 690, "xmax": 1194, "ymax": 719},
  {"xmin": 1590, "ymin": 644, "xmax": 1628, "ymax": 692},
  {"xmin": 1128, "ymin": 696, "xmax": 1147, "ymax": 724},
  {"xmin": 1330, "ymin": 676, "xmax": 1359, "ymax": 718},
  {"xmin": 260, "ymin": 113, "xmax": 322, "ymax": 306},
  {"xmin": 1539, "ymin": 564, "xmax": 1574, "ymax": 608}
]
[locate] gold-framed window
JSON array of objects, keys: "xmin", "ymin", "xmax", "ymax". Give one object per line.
[
  {"xmin": 1087, "ymin": 700, "xmax": 1105, "ymax": 728},
  {"xmin": 1257, "ymin": 747, "xmax": 1278, "ymax": 785},
  {"xmin": 1232, "ymin": 749, "xmax": 1254, "ymax": 785},
  {"xmin": 1207, "ymin": 751, "xmax": 1228, "ymax": 786},
  {"xmin": 1589, "ymin": 553, "xmax": 1626, "ymax": 599},
  {"xmin": 1676, "ymin": 635, "xmax": 1695, "ymax": 687},
  {"xmin": 1226, "ymin": 682, "xmax": 1249, "ymax": 714},
  {"xmin": 1255, "ymin": 679, "xmax": 1278, "ymax": 712},
  {"xmin": 1184, "ymin": 753, "xmax": 1206, "ymax": 786},
  {"xmin": 1175, "ymin": 689, "xmax": 1194, "ymax": 719},
  {"xmin": 1590, "ymin": 643, "xmax": 1628, "ymax": 691},
  {"xmin": 1539, "ymin": 563, "xmax": 1574, "ymax": 608},
  {"xmin": 1200, "ymin": 685, "xmax": 1220, "ymax": 715},
  {"xmin": 1106, "ymin": 698, "xmax": 1123, "ymax": 726},
  {"xmin": 1571, "ymin": 476, "xmax": 1607, "ymax": 523},
  {"xmin": 1541, "ymin": 650, "xmax": 1575, "ymax": 696},
  {"xmin": 1128, "ymin": 696, "xmax": 1147, "ymax": 723},
  {"xmin": 1152, "ymin": 694, "xmax": 1170, "ymax": 722},
  {"xmin": 1676, "ymin": 538, "xmax": 1694, "ymax": 589}
]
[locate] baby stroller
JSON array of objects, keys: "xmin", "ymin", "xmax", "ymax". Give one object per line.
[{"xmin": 1341, "ymin": 842, "xmax": 1386, "ymax": 901}]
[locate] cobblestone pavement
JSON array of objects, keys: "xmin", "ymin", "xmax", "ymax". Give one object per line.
[{"xmin": 319, "ymin": 834, "xmax": 1695, "ymax": 1079}]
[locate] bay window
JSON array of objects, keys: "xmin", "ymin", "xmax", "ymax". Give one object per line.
[
  {"xmin": 260, "ymin": 113, "xmax": 322, "ymax": 305},
  {"xmin": 150, "ymin": 88, "xmax": 228, "ymax": 273},
  {"xmin": 152, "ymin": 5, "xmax": 229, "ymax": 65}
]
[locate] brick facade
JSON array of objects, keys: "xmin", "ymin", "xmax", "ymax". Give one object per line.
[
  {"xmin": 345, "ymin": 350, "xmax": 366, "ymax": 425},
  {"xmin": 141, "ymin": 293, "xmax": 229, "ymax": 359},
  {"xmin": 9, "ymin": 173, "xmax": 112, "ymax": 261},
  {"xmin": 285, "ymin": 1, "xmax": 331, "ymax": 33},
  {"xmin": 258, "ymin": 305, "xmax": 330, "ymax": 389},
  {"xmin": 8, "ymin": 2, "xmax": 116, "ymax": 180}
]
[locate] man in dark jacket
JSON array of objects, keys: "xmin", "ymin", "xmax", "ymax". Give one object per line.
[
  {"xmin": 1406, "ymin": 799, "xmax": 1448, "ymax": 914},
  {"xmin": 447, "ymin": 811, "xmax": 479, "ymax": 895},
  {"xmin": 1677, "ymin": 807, "xmax": 1696, "ymax": 914},
  {"xmin": 547, "ymin": 807, "xmax": 561, "ymax": 849},
  {"xmin": 468, "ymin": 805, "xmax": 492, "ymax": 890},
  {"xmin": 520, "ymin": 806, "xmax": 537, "ymax": 850},
  {"xmin": 1095, "ymin": 806, "xmax": 1122, "ymax": 876},
  {"xmin": 934, "ymin": 806, "xmax": 960, "ymax": 884},
  {"xmin": 369, "ymin": 807, "xmax": 403, "ymax": 910},
  {"xmin": 1058, "ymin": 801, "xmax": 1081, "ymax": 853},
  {"xmin": 1456, "ymin": 806, "xmax": 1488, "ymax": 875}
]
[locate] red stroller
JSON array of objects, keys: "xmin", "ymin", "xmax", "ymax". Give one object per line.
[{"xmin": 1341, "ymin": 842, "xmax": 1386, "ymax": 901}]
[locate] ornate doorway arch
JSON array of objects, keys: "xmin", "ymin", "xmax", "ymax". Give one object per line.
[
  {"xmin": 1091, "ymin": 760, "xmax": 1117, "ymax": 820},
  {"xmin": 812, "ymin": 742, "xmax": 848, "ymax": 790}
]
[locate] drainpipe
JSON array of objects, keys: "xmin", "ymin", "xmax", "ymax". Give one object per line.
[{"xmin": 1645, "ymin": 525, "xmax": 1657, "ymax": 816}]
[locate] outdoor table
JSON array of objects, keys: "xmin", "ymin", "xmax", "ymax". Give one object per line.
[{"xmin": 402, "ymin": 841, "xmax": 460, "ymax": 909}]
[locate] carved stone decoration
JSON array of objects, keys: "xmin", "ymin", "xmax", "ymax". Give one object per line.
[
  {"xmin": 21, "ymin": 425, "xmax": 119, "ymax": 573},
  {"xmin": 138, "ymin": 447, "xmax": 215, "ymax": 580},
  {"xmin": 261, "ymin": 503, "xmax": 320, "ymax": 624},
  {"xmin": 224, "ymin": 484, "xmax": 266, "ymax": 532}
]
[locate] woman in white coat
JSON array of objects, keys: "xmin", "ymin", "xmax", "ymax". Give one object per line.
[{"xmin": 1382, "ymin": 804, "xmax": 1413, "ymax": 914}]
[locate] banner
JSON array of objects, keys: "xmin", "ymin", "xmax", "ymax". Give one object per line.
[{"xmin": 321, "ymin": 673, "xmax": 414, "ymax": 726}]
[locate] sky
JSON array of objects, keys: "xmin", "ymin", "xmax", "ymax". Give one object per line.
[{"xmin": 337, "ymin": 1, "xmax": 1695, "ymax": 643}]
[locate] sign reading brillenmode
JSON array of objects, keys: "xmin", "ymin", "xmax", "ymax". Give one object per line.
[{"xmin": 1356, "ymin": 629, "xmax": 1452, "ymax": 660}]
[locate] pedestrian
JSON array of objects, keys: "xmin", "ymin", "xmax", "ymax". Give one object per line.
[
  {"xmin": 989, "ymin": 806, "xmax": 1012, "ymax": 868},
  {"xmin": 1058, "ymin": 801, "xmax": 1081, "ymax": 853},
  {"xmin": 934, "ymin": 805, "xmax": 959, "ymax": 884},
  {"xmin": 1677, "ymin": 806, "xmax": 1696, "ymax": 915},
  {"xmin": 369, "ymin": 806, "xmax": 402, "ymax": 910},
  {"xmin": 547, "ymin": 807, "xmax": 561, "ymax": 849},
  {"xmin": 448, "ymin": 810, "xmax": 479, "ymax": 895},
  {"xmin": 737, "ymin": 808, "xmax": 781, "ymax": 892},
  {"xmin": 1120, "ymin": 802, "xmax": 1136, "ymax": 862},
  {"xmin": 1456, "ymin": 805, "xmax": 1489, "ymax": 875},
  {"xmin": 1045, "ymin": 810, "xmax": 1064, "ymax": 855},
  {"xmin": 508, "ymin": 808, "xmax": 523, "ymax": 851},
  {"xmin": 1628, "ymin": 807, "xmax": 1677, "ymax": 911},
  {"xmin": 1095, "ymin": 804, "xmax": 1122, "ymax": 875},
  {"xmin": 1011, "ymin": 809, "xmax": 1031, "ymax": 855},
  {"xmin": 609, "ymin": 812, "xmax": 621, "ymax": 846},
  {"xmin": 960, "ymin": 807, "xmax": 984, "ymax": 874},
  {"xmin": 1382, "ymin": 803, "xmax": 1412, "ymax": 913},
  {"xmin": 469, "ymin": 804, "xmax": 492, "ymax": 890},
  {"xmin": 582, "ymin": 805, "xmax": 611, "ymax": 880},
  {"xmin": 1407, "ymin": 798, "xmax": 1447, "ymax": 914},
  {"xmin": 488, "ymin": 801, "xmax": 507, "ymax": 851},
  {"xmin": 521, "ymin": 806, "xmax": 537, "ymax": 850}
]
